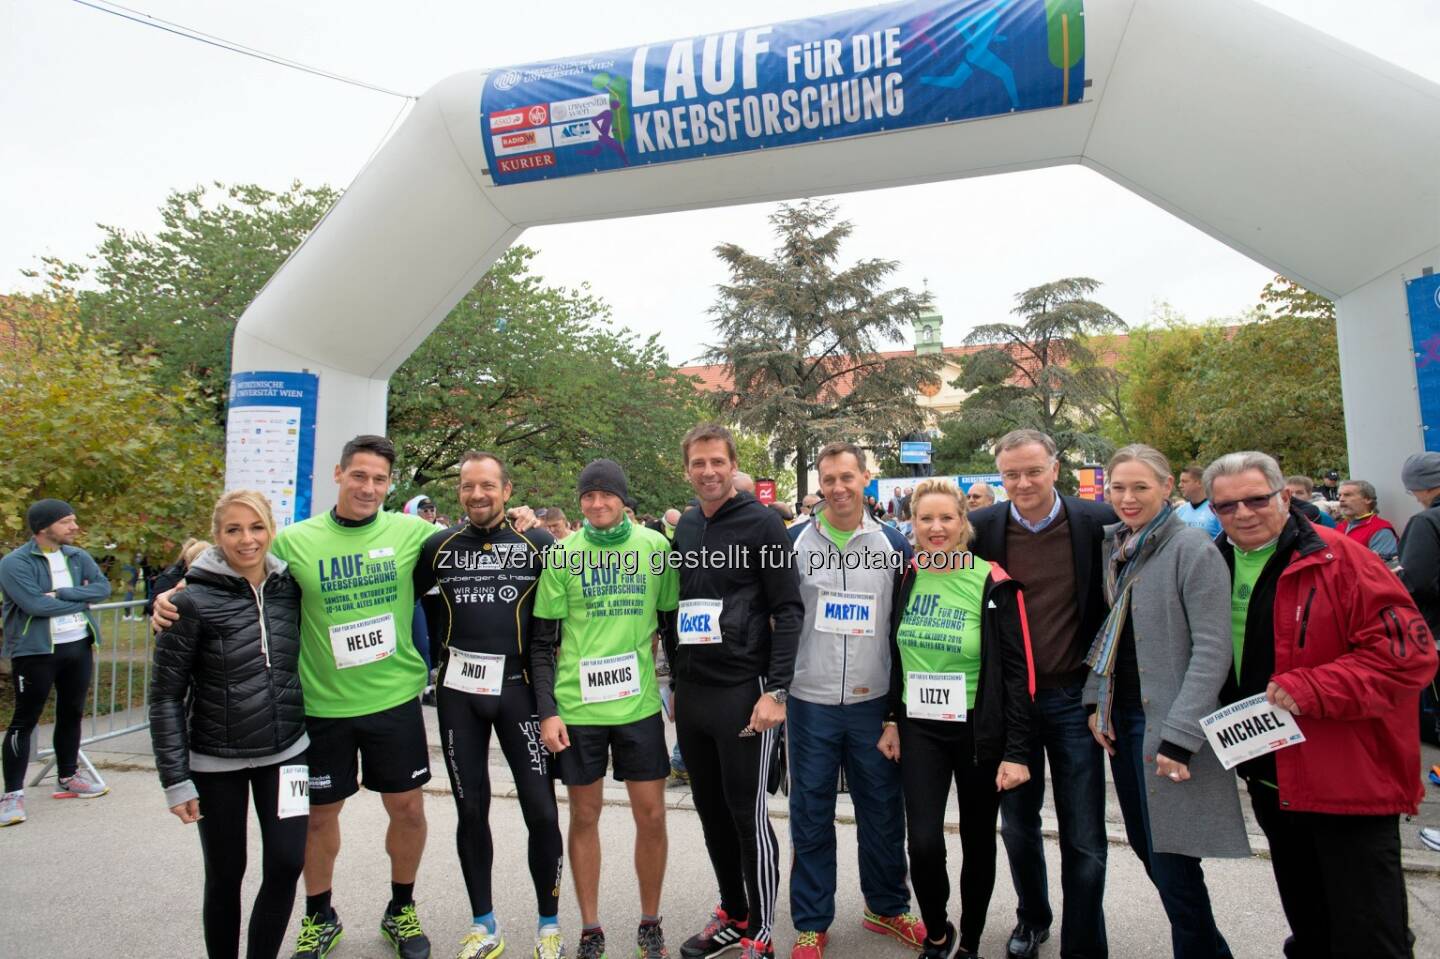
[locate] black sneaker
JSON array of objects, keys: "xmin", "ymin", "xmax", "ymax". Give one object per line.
[
  {"xmin": 292, "ymin": 910, "xmax": 344, "ymax": 958},
  {"xmin": 1005, "ymin": 923, "xmax": 1049, "ymax": 959},
  {"xmin": 681, "ymin": 906, "xmax": 747, "ymax": 958},
  {"xmin": 381, "ymin": 903, "xmax": 431, "ymax": 958},
  {"xmin": 577, "ymin": 929, "xmax": 607, "ymax": 959},
  {"xmin": 638, "ymin": 921, "xmax": 671, "ymax": 958},
  {"xmin": 920, "ymin": 922, "xmax": 956, "ymax": 959}
]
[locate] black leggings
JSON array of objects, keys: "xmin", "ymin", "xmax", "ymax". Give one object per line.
[
  {"xmin": 900, "ymin": 717, "xmax": 1002, "ymax": 953},
  {"xmin": 3, "ymin": 640, "xmax": 92, "ymax": 791},
  {"xmin": 437, "ymin": 679, "xmax": 563, "ymax": 918},
  {"xmin": 675, "ymin": 678, "xmax": 780, "ymax": 947},
  {"xmin": 192, "ymin": 760, "xmax": 309, "ymax": 959}
]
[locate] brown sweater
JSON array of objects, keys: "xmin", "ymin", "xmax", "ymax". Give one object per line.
[{"xmin": 1004, "ymin": 507, "xmax": 1087, "ymax": 689}]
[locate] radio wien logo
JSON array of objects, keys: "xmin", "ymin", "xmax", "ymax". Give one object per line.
[{"xmin": 501, "ymin": 131, "xmax": 539, "ymax": 150}]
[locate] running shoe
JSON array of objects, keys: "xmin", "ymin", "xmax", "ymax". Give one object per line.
[
  {"xmin": 921, "ymin": 922, "xmax": 957, "ymax": 959},
  {"xmin": 293, "ymin": 911, "xmax": 344, "ymax": 958},
  {"xmin": 53, "ymin": 771, "xmax": 108, "ymax": 799},
  {"xmin": 382, "ymin": 903, "xmax": 433, "ymax": 959},
  {"xmin": 577, "ymin": 930, "xmax": 606, "ymax": 959},
  {"xmin": 534, "ymin": 924, "xmax": 565, "ymax": 959},
  {"xmin": 680, "ymin": 907, "xmax": 747, "ymax": 958},
  {"xmin": 1428, "ymin": 764, "xmax": 1440, "ymax": 786},
  {"xmin": 737, "ymin": 940, "xmax": 774, "ymax": 959},
  {"xmin": 0, "ymin": 791, "xmax": 24, "ymax": 826},
  {"xmin": 457, "ymin": 924, "xmax": 504, "ymax": 958},
  {"xmin": 861, "ymin": 910, "xmax": 925, "ymax": 949},
  {"xmin": 637, "ymin": 921, "xmax": 670, "ymax": 958},
  {"xmin": 1421, "ymin": 826, "xmax": 1440, "ymax": 852},
  {"xmin": 788, "ymin": 930, "xmax": 826, "ymax": 958}
]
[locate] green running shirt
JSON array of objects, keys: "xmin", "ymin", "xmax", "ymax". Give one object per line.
[
  {"xmin": 534, "ymin": 524, "xmax": 679, "ymax": 725},
  {"xmin": 271, "ymin": 510, "xmax": 434, "ymax": 718},
  {"xmin": 817, "ymin": 511, "xmax": 857, "ymax": 550},
  {"xmin": 896, "ymin": 559, "xmax": 991, "ymax": 711},
  {"xmin": 1230, "ymin": 542, "xmax": 1277, "ymax": 681}
]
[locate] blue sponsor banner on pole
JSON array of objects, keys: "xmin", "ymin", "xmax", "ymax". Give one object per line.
[
  {"xmin": 225, "ymin": 371, "xmax": 320, "ymax": 527},
  {"xmin": 479, "ymin": 0, "xmax": 1085, "ymax": 185},
  {"xmin": 1408, "ymin": 274, "xmax": 1440, "ymax": 452},
  {"xmin": 899, "ymin": 441, "xmax": 933, "ymax": 464}
]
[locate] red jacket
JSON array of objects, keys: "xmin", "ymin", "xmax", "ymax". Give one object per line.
[
  {"xmin": 1343, "ymin": 512, "xmax": 1396, "ymax": 549},
  {"xmin": 1270, "ymin": 523, "xmax": 1435, "ymax": 815}
]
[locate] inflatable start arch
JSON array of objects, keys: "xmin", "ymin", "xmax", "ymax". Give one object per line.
[{"xmin": 224, "ymin": 0, "xmax": 1440, "ymax": 522}]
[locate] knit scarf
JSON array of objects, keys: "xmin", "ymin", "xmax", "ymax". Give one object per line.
[
  {"xmin": 582, "ymin": 514, "xmax": 633, "ymax": 547},
  {"xmin": 1084, "ymin": 504, "xmax": 1177, "ymax": 735}
]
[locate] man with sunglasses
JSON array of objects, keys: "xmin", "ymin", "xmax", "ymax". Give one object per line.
[{"xmin": 1206, "ymin": 450, "xmax": 1434, "ymax": 959}]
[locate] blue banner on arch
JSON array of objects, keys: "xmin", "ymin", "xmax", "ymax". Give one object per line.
[
  {"xmin": 478, "ymin": 0, "xmax": 1086, "ymax": 185},
  {"xmin": 1407, "ymin": 274, "xmax": 1440, "ymax": 453}
]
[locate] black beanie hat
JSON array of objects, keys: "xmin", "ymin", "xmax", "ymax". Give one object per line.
[
  {"xmin": 27, "ymin": 498, "xmax": 75, "ymax": 535},
  {"xmin": 578, "ymin": 459, "xmax": 630, "ymax": 503}
]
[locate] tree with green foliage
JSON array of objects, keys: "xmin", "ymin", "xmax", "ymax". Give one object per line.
[
  {"xmin": 703, "ymin": 200, "xmax": 943, "ymax": 497},
  {"xmin": 950, "ymin": 277, "xmax": 1126, "ymax": 468},
  {"xmin": 0, "ymin": 293, "xmax": 222, "ymax": 555},
  {"xmin": 42, "ymin": 181, "xmax": 341, "ymax": 426},
  {"xmin": 385, "ymin": 247, "xmax": 702, "ymax": 516}
]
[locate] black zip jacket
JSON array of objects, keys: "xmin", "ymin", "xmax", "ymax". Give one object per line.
[
  {"xmin": 149, "ymin": 551, "xmax": 306, "ymax": 790},
  {"xmin": 885, "ymin": 563, "xmax": 1035, "ymax": 766},
  {"xmin": 413, "ymin": 519, "xmax": 557, "ymax": 689},
  {"xmin": 1399, "ymin": 502, "xmax": 1440, "ymax": 634},
  {"xmin": 667, "ymin": 491, "xmax": 804, "ymax": 692}
]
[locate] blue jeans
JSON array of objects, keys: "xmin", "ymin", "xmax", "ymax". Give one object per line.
[
  {"xmin": 1109, "ymin": 704, "xmax": 1232, "ymax": 959},
  {"xmin": 787, "ymin": 695, "xmax": 910, "ymax": 932},
  {"xmin": 1000, "ymin": 682, "xmax": 1108, "ymax": 958}
]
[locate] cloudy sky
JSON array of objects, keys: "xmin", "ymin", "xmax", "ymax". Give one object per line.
[{"xmin": 4, "ymin": 0, "xmax": 1437, "ymax": 365}]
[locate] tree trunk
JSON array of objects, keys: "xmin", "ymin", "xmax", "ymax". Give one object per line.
[{"xmin": 794, "ymin": 445, "xmax": 809, "ymax": 500}]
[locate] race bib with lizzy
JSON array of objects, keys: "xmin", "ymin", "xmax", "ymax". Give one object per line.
[
  {"xmin": 816, "ymin": 589, "xmax": 877, "ymax": 636},
  {"xmin": 328, "ymin": 613, "xmax": 396, "ymax": 669},
  {"xmin": 277, "ymin": 764, "xmax": 310, "ymax": 819},
  {"xmin": 579, "ymin": 651, "xmax": 642, "ymax": 703},
  {"xmin": 443, "ymin": 648, "xmax": 506, "ymax": 696},
  {"xmin": 677, "ymin": 598, "xmax": 724, "ymax": 645},
  {"xmin": 906, "ymin": 671, "xmax": 967, "ymax": 722}
]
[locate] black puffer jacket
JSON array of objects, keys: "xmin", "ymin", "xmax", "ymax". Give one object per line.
[{"xmin": 150, "ymin": 549, "xmax": 305, "ymax": 790}]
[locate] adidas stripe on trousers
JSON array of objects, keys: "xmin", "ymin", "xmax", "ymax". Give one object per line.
[{"xmin": 675, "ymin": 677, "xmax": 780, "ymax": 947}]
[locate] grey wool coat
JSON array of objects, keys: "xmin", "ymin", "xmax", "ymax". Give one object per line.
[{"xmin": 1084, "ymin": 516, "xmax": 1251, "ymax": 859}]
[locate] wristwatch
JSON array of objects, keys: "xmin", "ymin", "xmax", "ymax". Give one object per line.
[{"xmin": 766, "ymin": 688, "xmax": 788, "ymax": 705}]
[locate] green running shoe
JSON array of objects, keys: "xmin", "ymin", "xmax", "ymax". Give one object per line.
[
  {"xmin": 381, "ymin": 903, "xmax": 432, "ymax": 958},
  {"xmin": 292, "ymin": 911, "xmax": 344, "ymax": 958}
]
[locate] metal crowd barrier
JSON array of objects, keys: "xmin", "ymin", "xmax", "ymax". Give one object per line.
[{"xmin": 27, "ymin": 599, "xmax": 153, "ymax": 788}]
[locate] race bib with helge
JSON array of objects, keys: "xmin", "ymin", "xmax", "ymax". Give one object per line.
[
  {"xmin": 677, "ymin": 598, "xmax": 724, "ymax": 645},
  {"xmin": 906, "ymin": 671, "xmax": 968, "ymax": 722},
  {"xmin": 816, "ymin": 589, "xmax": 877, "ymax": 636},
  {"xmin": 328, "ymin": 612, "xmax": 396, "ymax": 669},
  {"xmin": 443, "ymin": 648, "xmax": 506, "ymax": 696},
  {"xmin": 579, "ymin": 651, "xmax": 642, "ymax": 704}
]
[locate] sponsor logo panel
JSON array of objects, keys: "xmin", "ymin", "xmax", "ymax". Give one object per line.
[
  {"xmin": 492, "ymin": 127, "xmax": 555, "ymax": 157},
  {"xmin": 496, "ymin": 151, "xmax": 557, "ymax": 174},
  {"xmin": 548, "ymin": 93, "xmax": 611, "ymax": 124},
  {"xmin": 488, "ymin": 103, "xmax": 548, "ymax": 133},
  {"xmin": 552, "ymin": 119, "xmax": 600, "ymax": 147}
]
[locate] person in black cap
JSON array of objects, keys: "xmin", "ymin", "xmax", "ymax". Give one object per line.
[
  {"xmin": 1, "ymin": 499, "xmax": 113, "ymax": 826},
  {"xmin": 1398, "ymin": 451, "xmax": 1440, "ymax": 749}
]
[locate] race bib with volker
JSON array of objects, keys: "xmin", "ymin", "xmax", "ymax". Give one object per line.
[
  {"xmin": 579, "ymin": 651, "xmax": 642, "ymax": 704},
  {"xmin": 816, "ymin": 589, "xmax": 877, "ymax": 636},
  {"xmin": 50, "ymin": 613, "xmax": 89, "ymax": 636},
  {"xmin": 277, "ymin": 764, "xmax": 310, "ymax": 819},
  {"xmin": 906, "ymin": 671, "xmax": 967, "ymax": 722},
  {"xmin": 328, "ymin": 613, "xmax": 397, "ymax": 669},
  {"xmin": 677, "ymin": 599, "xmax": 723, "ymax": 645},
  {"xmin": 1200, "ymin": 693, "xmax": 1306, "ymax": 770},
  {"xmin": 443, "ymin": 648, "xmax": 505, "ymax": 696}
]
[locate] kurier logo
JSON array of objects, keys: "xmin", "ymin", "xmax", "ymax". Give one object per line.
[{"xmin": 497, "ymin": 151, "xmax": 557, "ymax": 174}]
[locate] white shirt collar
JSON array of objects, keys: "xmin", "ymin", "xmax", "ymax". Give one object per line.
[{"xmin": 1010, "ymin": 493, "xmax": 1063, "ymax": 533}]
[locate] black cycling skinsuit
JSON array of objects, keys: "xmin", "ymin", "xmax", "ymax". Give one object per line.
[{"xmin": 415, "ymin": 519, "xmax": 563, "ymax": 920}]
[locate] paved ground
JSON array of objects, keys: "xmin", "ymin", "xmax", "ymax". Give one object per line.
[{"xmin": 3, "ymin": 712, "xmax": 1439, "ymax": 958}]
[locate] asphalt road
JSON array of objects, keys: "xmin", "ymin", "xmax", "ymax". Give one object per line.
[{"xmin": 3, "ymin": 768, "xmax": 1438, "ymax": 958}]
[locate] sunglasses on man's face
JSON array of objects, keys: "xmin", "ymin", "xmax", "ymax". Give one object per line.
[{"xmin": 1212, "ymin": 489, "xmax": 1282, "ymax": 516}]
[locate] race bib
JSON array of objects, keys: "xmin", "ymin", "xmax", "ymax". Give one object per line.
[
  {"xmin": 579, "ymin": 651, "xmax": 642, "ymax": 704},
  {"xmin": 328, "ymin": 613, "xmax": 396, "ymax": 669},
  {"xmin": 50, "ymin": 612, "xmax": 88, "ymax": 637},
  {"xmin": 443, "ymin": 648, "xmax": 505, "ymax": 696},
  {"xmin": 677, "ymin": 599, "xmax": 724, "ymax": 645},
  {"xmin": 906, "ymin": 671, "xmax": 967, "ymax": 722},
  {"xmin": 816, "ymin": 589, "xmax": 877, "ymax": 636},
  {"xmin": 277, "ymin": 764, "xmax": 309, "ymax": 819},
  {"xmin": 1200, "ymin": 693, "xmax": 1306, "ymax": 770}
]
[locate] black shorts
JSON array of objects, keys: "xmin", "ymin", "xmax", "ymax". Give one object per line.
[
  {"xmin": 305, "ymin": 697, "xmax": 431, "ymax": 805},
  {"xmin": 554, "ymin": 711, "xmax": 669, "ymax": 786}
]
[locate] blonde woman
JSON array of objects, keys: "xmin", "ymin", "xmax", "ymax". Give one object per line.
[
  {"xmin": 880, "ymin": 478, "xmax": 1035, "ymax": 959},
  {"xmin": 150, "ymin": 491, "xmax": 308, "ymax": 959},
  {"xmin": 1083, "ymin": 445, "xmax": 1248, "ymax": 958}
]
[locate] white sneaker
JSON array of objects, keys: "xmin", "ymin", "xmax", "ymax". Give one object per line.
[
  {"xmin": 457, "ymin": 924, "xmax": 504, "ymax": 958},
  {"xmin": 535, "ymin": 924, "xmax": 565, "ymax": 958},
  {"xmin": 54, "ymin": 772, "xmax": 109, "ymax": 799},
  {"xmin": 1421, "ymin": 826, "xmax": 1440, "ymax": 852},
  {"xmin": 0, "ymin": 790, "xmax": 25, "ymax": 826}
]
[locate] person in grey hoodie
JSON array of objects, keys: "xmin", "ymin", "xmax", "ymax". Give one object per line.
[
  {"xmin": 784, "ymin": 442, "xmax": 924, "ymax": 956},
  {"xmin": 150, "ymin": 490, "xmax": 307, "ymax": 959}
]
